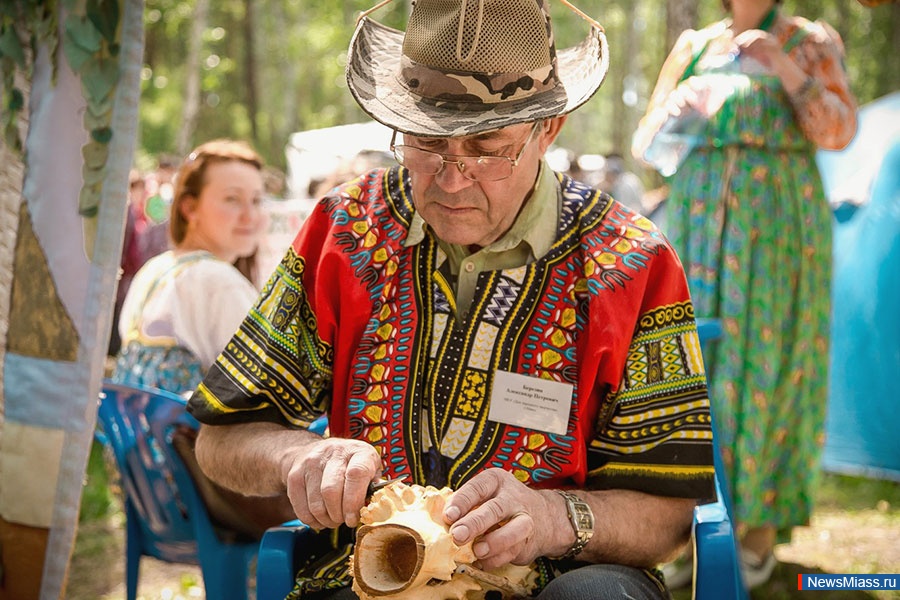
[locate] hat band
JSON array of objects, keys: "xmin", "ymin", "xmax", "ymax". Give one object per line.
[{"xmin": 398, "ymin": 55, "xmax": 558, "ymax": 109}]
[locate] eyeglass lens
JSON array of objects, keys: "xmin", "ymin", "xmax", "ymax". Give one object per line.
[
  {"xmin": 392, "ymin": 147, "xmax": 513, "ymax": 181},
  {"xmin": 391, "ymin": 122, "xmax": 539, "ymax": 182}
]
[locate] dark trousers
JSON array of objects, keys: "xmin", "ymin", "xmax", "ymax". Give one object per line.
[{"xmin": 310, "ymin": 564, "xmax": 668, "ymax": 599}]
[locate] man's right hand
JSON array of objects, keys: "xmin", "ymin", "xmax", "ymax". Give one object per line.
[{"xmin": 282, "ymin": 437, "xmax": 382, "ymax": 529}]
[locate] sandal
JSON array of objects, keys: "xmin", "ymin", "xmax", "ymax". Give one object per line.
[
  {"xmin": 740, "ymin": 547, "xmax": 777, "ymax": 589},
  {"xmin": 660, "ymin": 552, "xmax": 693, "ymax": 590}
]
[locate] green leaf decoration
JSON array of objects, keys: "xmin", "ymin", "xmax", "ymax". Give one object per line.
[
  {"xmin": 86, "ymin": 0, "xmax": 119, "ymax": 45},
  {"xmin": 2, "ymin": 112, "xmax": 23, "ymax": 153},
  {"xmin": 78, "ymin": 183, "xmax": 101, "ymax": 217},
  {"xmin": 81, "ymin": 140, "xmax": 110, "ymax": 170},
  {"xmin": 84, "ymin": 106, "xmax": 111, "ymax": 131},
  {"xmin": 36, "ymin": 7, "xmax": 58, "ymax": 41},
  {"xmin": 0, "ymin": 25, "xmax": 26, "ymax": 68},
  {"xmin": 90, "ymin": 126, "xmax": 112, "ymax": 143},
  {"xmin": 62, "ymin": 28, "xmax": 95, "ymax": 73},
  {"xmin": 86, "ymin": 92, "xmax": 115, "ymax": 117},
  {"xmin": 64, "ymin": 15, "xmax": 102, "ymax": 54},
  {"xmin": 82, "ymin": 164, "xmax": 106, "ymax": 186},
  {"xmin": 81, "ymin": 55, "xmax": 119, "ymax": 103},
  {"xmin": 8, "ymin": 87, "xmax": 23, "ymax": 111}
]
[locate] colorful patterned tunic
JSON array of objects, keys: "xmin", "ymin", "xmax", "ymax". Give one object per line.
[
  {"xmin": 632, "ymin": 13, "xmax": 857, "ymax": 537},
  {"xmin": 188, "ymin": 167, "xmax": 715, "ymax": 594},
  {"xmin": 113, "ymin": 250, "xmax": 260, "ymax": 394}
]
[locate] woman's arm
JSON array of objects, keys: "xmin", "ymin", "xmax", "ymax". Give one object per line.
[
  {"xmin": 632, "ymin": 27, "xmax": 709, "ymax": 164},
  {"xmin": 737, "ymin": 19, "xmax": 857, "ymax": 150}
]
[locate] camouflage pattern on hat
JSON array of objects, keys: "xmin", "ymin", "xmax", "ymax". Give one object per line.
[
  {"xmin": 346, "ymin": 0, "xmax": 609, "ymax": 138},
  {"xmin": 400, "ymin": 56, "xmax": 557, "ymax": 107}
]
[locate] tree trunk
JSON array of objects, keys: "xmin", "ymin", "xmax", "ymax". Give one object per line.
[
  {"xmin": 666, "ymin": 0, "xmax": 699, "ymax": 53},
  {"xmin": 889, "ymin": 3, "xmax": 900, "ymax": 100},
  {"xmin": 176, "ymin": 0, "xmax": 209, "ymax": 156},
  {"xmin": 271, "ymin": 0, "xmax": 299, "ymax": 164},
  {"xmin": 612, "ymin": 0, "xmax": 640, "ymax": 156},
  {"xmin": 244, "ymin": 0, "xmax": 259, "ymax": 144}
]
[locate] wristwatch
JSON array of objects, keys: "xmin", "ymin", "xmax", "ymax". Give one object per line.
[{"xmin": 554, "ymin": 490, "xmax": 594, "ymax": 560}]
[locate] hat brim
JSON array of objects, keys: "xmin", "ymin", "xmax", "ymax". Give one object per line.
[{"xmin": 346, "ymin": 18, "xmax": 609, "ymax": 138}]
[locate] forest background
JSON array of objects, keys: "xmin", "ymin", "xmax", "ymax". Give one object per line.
[
  {"xmin": 137, "ymin": 0, "xmax": 900, "ymax": 185},
  {"xmin": 57, "ymin": 2, "xmax": 899, "ymax": 598}
]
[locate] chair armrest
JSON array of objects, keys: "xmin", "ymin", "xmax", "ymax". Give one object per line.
[
  {"xmin": 257, "ymin": 521, "xmax": 310, "ymax": 600},
  {"xmin": 695, "ymin": 318, "xmax": 723, "ymax": 344},
  {"xmin": 94, "ymin": 427, "xmax": 109, "ymax": 447},
  {"xmin": 692, "ymin": 497, "xmax": 747, "ymax": 600}
]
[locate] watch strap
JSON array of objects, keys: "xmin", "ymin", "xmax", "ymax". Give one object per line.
[{"xmin": 553, "ymin": 489, "xmax": 594, "ymax": 560}]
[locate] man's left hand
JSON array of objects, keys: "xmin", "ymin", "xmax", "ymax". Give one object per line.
[{"xmin": 442, "ymin": 468, "xmax": 573, "ymax": 569}]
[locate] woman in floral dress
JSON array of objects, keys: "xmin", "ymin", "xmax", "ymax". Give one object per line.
[{"xmin": 632, "ymin": 0, "xmax": 857, "ymax": 587}]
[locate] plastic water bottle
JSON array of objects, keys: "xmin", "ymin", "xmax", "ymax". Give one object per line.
[{"xmin": 643, "ymin": 108, "xmax": 707, "ymax": 177}]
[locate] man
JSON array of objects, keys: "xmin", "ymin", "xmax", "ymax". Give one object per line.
[{"xmin": 187, "ymin": 1, "xmax": 715, "ymax": 598}]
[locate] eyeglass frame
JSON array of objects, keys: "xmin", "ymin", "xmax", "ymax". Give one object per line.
[{"xmin": 389, "ymin": 121, "xmax": 541, "ymax": 182}]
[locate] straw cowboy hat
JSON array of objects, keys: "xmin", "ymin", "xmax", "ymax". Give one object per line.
[{"xmin": 346, "ymin": 0, "xmax": 609, "ymax": 138}]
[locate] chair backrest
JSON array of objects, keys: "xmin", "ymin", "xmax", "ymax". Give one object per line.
[
  {"xmin": 694, "ymin": 318, "xmax": 747, "ymax": 600},
  {"xmin": 97, "ymin": 381, "xmax": 203, "ymax": 563}
]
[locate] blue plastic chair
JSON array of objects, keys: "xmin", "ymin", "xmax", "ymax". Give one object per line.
[
  {"xmin": 96, "ymin": 381, "xmax": 259, "ymax": 600},
  {"xmin": 693, "ymin": 318, "xmax": 747, "ymax": 600},
  {"xmin": 256, "ymin": 323, "xmax": 745, "ymax": 600}
]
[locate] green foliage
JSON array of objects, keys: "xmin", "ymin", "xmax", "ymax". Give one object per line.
[
  {"xmin": 79, "ymin": 439, "xmax": 120, "ymax": 522},
  {"xmin": 0, "ymin": 1, "xmax": 57, "ymax": 153},
  {"xmin": 133, "ymin": 0, "xmax": 900, "ymax": 175},
  {"xmin": 137, "ymin": 0, "xmax": 409, "ymax": 168},
  {"xmin": 815, "ymin": 473, "xmax": 900, "ymax": 512}
]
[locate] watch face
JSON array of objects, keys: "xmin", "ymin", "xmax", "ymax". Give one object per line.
[
  {"xmin": 576, "ymin": 512, "xmax": 593, "ymax": 530},
  {"xmin": 572, "ymin": 502, "xmax": 594, "ymax": 531},
  {"xmin": 555, "ymin": 491, "xmax": 594, "ymax": 559}
]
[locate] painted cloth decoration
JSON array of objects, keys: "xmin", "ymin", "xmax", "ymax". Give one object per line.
[{"xmin": 188, "ymin": 167, "xmax": 716, "ymax": 595}]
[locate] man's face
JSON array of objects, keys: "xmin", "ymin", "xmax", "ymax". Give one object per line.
[{"xmin": 404, "ymin": 118, "xmax": 563, "ymax": 249}]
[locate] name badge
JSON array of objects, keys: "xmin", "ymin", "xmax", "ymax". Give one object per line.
[{"xmin": 488, "ymin": 370, "xmax": 573, "ymax": 435}]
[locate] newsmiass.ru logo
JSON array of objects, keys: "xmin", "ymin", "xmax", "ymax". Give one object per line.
[{"xmin": 798, "ymin": 574, "xmax": 899, "ymax": 591}]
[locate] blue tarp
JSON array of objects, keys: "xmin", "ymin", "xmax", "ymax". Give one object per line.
[{"xmin": 817, "ymin": 92, "xmax": 900, "ymax": 481}]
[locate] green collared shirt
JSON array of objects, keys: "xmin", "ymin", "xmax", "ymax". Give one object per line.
[{"xmin": 405, "ymin": 161, "xmax": 560, "ymax": 319}]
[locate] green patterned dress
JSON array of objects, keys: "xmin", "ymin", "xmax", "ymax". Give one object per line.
[{"xmin": 641, "ymin": 16, "xmax": 857, "ymax": 538}]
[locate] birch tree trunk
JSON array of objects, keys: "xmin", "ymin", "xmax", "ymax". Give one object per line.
[
  {"xmin": 244, "ymin": 0, "xmax": 259, "ymax": 143},
  {"xmin": 176, "ymin": 0, "xmax": 209, "ymax": 156},
  {"xmin": 612, "ymin": 0, "xmax": 640, "ymax": 155}
]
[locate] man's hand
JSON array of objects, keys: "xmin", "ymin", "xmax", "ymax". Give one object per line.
[
  {"xmin": 283, "ymin": 437, "xmax": 382, "ymax": 530},
  {"xmin": 442, "ymin": 468, "xmax": 573, "ymax": 570}
]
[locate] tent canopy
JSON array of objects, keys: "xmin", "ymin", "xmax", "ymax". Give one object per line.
[{"xmin": 285, "ymin": 121, "xmax": 394, "ymax": 200}]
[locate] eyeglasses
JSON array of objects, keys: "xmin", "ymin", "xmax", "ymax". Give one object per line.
[{"xmin": 390, "ymin": 122, "xmax": 540, "ymax": 182}]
